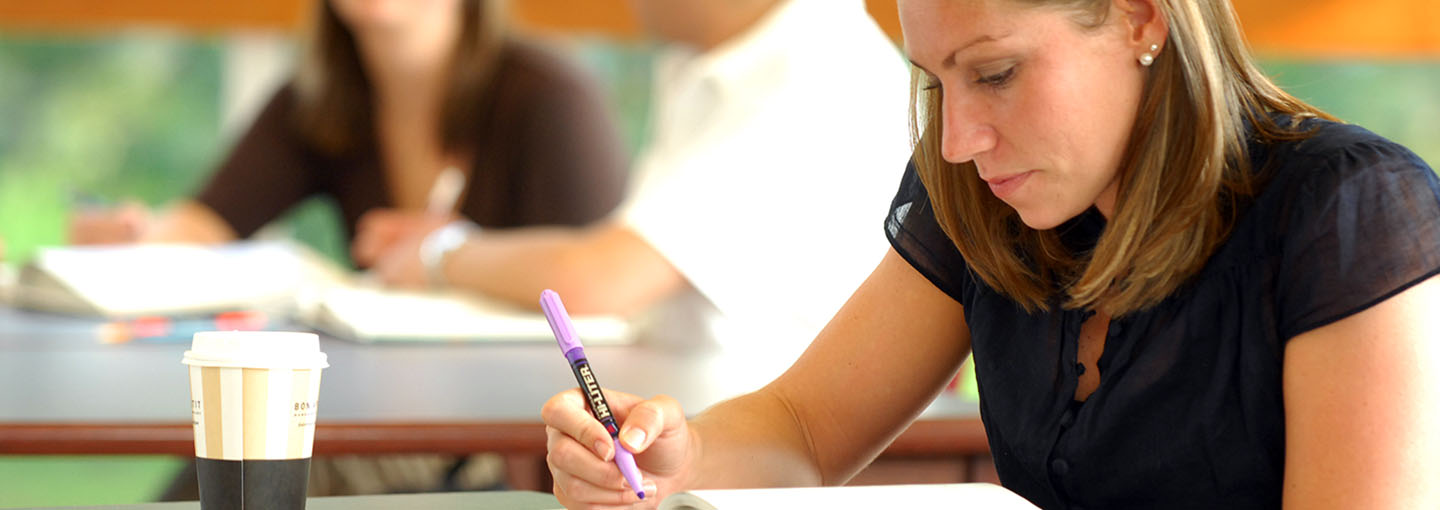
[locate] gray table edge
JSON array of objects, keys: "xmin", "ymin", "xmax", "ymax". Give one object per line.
[{"xmin": 10, "ymin": 490, "xmax": 562, "ymax": 510}]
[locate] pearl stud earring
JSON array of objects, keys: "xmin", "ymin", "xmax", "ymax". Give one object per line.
[{"xmin": 1139, "ymin": 44, "xmax": 1159, "ymax": 66}]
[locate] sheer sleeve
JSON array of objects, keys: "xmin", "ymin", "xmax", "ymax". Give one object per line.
[
  {"xmin": 1274, "ymin": 126, "xmax": 1440, "ymax": 340},
  {"xmin": 885, "ymin": 158, "xmax": 974, "ymax": 305}
]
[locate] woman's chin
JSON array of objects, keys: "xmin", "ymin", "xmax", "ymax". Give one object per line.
[{"xmin": 1013, "ymin": 207, "xmax": 1080, "ymax": 231}]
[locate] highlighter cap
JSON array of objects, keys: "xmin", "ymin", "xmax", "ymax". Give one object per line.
[{"xmin": 540, "ymin": 289, "xmax": 583, "ymax": 353}]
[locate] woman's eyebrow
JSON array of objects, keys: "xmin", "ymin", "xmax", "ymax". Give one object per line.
[{"xmin": 906, "ymin": 32, "xmax": 1011, "ymax": 73}]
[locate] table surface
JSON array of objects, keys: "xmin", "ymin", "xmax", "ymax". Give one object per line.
[
  {"xmin": 0, "ymin": 306, "xmax": 986, "ymax": 457},
  {"xmin": 10, "ymin": 490, "xmax": 562, "ymax": 510}
]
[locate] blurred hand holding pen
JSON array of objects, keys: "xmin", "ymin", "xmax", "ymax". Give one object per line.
[{"xmin": 98, "ymin": 310, "xmax": 269, "ymax": 344}]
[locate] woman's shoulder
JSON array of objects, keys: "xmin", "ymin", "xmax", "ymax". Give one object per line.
[
  {"xmin": 491, "ymin": 37, "xmax": 604, "ymax": 97},
  {"xmin": 229, "ymin": 80, "xmax": 313, "ymax": 149},
  {"xmin": 1243, "ymin": 115, "xmax": 1440, "ymax": 340},
  {"xmin": 1262, "ymin": 115, "xmax": 1432, "ymax": 184},
  {"xmin": 245, "ymin": 81, "xmax": 301, "ymax": 125},
  {"xmin": 1251, "ymin": 116, "xmax": 1436, "ymax": 225}
]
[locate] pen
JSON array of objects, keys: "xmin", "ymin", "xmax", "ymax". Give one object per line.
[
  {"xmin": 426, "ymin": 166, "xmax": 466, "ymax": 216},
  {"xmin": 541, "ymin": 289, "xmax": 646, "ymax": 500}
]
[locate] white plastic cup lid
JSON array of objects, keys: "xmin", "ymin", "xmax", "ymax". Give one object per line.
[{"xmin": 182, "ymin": 331, "xmax": 328, "ymax": 370}]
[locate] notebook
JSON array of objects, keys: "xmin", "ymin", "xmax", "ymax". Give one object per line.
[
  {"xmin": 13, "ymin": 241, "xmax": 629, "ymax": 344},
  {"xmin": 656, "ymin": 483, "xmax": 1038, "ymax": 510},
  {"xmin": 14, "ymin": 242, "xmax": 305, "ymax": 318},
  {"xmin": 304, "ymin": 284, "xmax": 628, "ymax": 344}
]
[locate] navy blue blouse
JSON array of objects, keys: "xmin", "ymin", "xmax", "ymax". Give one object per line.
[{"xmin": 884, "ymin": 117, "xmax": 1440, "ymax": 509}]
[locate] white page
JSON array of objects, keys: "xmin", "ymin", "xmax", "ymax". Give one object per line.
[
  {"xmin": 17, "ymin": 240, "xmax": 630, "ymax": 343},
  {"xmin": 19, "ymin": 241, "xmax": 305, "ymax": 317},
  {"xmin": 309, "ymin": 284, "xmax": 629, "ymax": 343},
  {"xmin": 658, "ymin": 483, "xmax": 1038, "ymax": 510}
]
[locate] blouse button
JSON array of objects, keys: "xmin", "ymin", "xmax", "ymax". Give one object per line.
[
  {"xmin": 1050, "ymin": 458, "xmax": 1070, "ymax": 476},
  {"xmin": 1074, "ymin": 362, "xmax": 1086, "ymax": 375}
]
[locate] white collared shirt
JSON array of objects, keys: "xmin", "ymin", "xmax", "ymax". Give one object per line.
[{"xmin": 622, "ymin": 0, "xmax": 913, "ymax": 355}]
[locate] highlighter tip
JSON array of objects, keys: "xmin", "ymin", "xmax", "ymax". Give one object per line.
[{"xmin": 637, "ymin": 491, "xmax": 646, "ymax": 500}]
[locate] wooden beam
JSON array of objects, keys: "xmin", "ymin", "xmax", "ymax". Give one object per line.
[
  {"xmin": 1232, "ymin": 0, "xmax": 1440, "ymax": 57},
  {"xmin": 0, "ymin": 1, "xmax": 1434, "ymax": 56},
  {"xmin": 868, "ymin": 0, "xmax": 901, "ymax": 44},
  {"xmin": 509, "ymin": 0, "xmax": 640, "ymax": 38},
  {"xmin": 0, "ymin": 0, "xmax": 308, "ymax": 32}
]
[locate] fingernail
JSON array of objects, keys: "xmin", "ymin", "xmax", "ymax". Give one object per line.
[
  {"xmin": 621, "ymin": 428, "xmax": 647, "ymax": 448},
  {"xmin": 594, "ymin": 440, "xmax": 612, "ymax": 460},
  {"xmin": 642, "ymin": 480, "xmax": 658, "ymax": 496}
]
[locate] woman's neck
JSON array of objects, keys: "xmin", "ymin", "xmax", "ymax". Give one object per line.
[
  {"xmin": 350, "ymin": 14, "xmax": 465, "ymax": 203},
  {"xmin": 352, "ymin": 14, "xmax": 459, "ymax": 113}
]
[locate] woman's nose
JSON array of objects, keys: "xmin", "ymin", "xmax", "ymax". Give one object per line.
[{"xmin": 940, "ymin": 93, "xmax": 998, "ymax": 164}]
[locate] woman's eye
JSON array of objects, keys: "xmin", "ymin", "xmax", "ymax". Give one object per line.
[{"xmin": 976, "ymin": 66, "xmax": 1016, "ymax": 88}]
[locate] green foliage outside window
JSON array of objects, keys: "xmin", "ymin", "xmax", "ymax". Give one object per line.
[{"xmin": 0, "ymin": 35, "xmax": 1436, "ymax": 268}]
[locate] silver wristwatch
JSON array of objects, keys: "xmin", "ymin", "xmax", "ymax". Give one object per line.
[{"xmin": 418, "ymin": 219, "xmax": 478, "ymax": 288}]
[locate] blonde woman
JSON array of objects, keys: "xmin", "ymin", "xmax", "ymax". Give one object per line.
[{"xmin": 540, "ymin": 0, "xmax": 1440, "ymax": 508}]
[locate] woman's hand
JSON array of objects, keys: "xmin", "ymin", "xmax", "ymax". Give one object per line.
[
  {"xmin": 67, "ymin": 201, "xmax": 152, "ymax": 245},
  {"xmin": 351, "ymin": 208, "xmax": 454, "ymax": 288},
  {"xmin": 542, "ymin": 388, "xmax": 695, "ymax": 509}
]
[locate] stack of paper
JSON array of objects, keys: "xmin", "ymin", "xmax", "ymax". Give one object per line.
[
  {"xmin": 15, "ymin": 242, "xmax": 303, "ymax": 317},
  {"xmin": 13, "ymin": 241, "xmax": 629, "ymax": 344},
  {"xmin": 306, "ymin": 284, "xmax": 628, "ymax": 344}
]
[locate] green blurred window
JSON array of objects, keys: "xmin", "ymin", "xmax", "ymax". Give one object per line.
[{"xmin": 0, "ymin": 33, "xmax": 1436, "ymax": 266}]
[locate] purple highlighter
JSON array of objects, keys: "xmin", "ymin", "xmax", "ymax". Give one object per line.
[{"xmin": 541, "ymin": 289, "xmax": 646, "ymax": 500}]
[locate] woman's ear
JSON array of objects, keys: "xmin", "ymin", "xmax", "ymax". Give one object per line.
[{"xmin": 1115, "ymin": 0, "xmax": 1169, "ymax": 54}]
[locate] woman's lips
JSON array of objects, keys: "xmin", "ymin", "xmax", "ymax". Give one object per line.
[{"xmin": 986, "ymin": 170, "xmax": 1035, "ymax": 200}]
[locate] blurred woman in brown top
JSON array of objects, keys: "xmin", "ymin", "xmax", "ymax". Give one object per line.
[
  {"xmin": 106, "ymin": 0, "xmax": 629, "ymax": 499},
  {"xmin": 72, "ymin": 0, "xmax": 628, "ymax": 270}
]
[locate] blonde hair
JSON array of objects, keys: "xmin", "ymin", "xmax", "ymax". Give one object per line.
[
  {"xmin": 909, "ymin": 0, "xmax": 1333, "ymax": 316},
  {"xmin": 294, "ymin": 0, "xmax": 507, "ymax": 155}
]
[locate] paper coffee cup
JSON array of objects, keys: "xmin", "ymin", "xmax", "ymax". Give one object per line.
[{"xmin": 182, "ymin": 331, "xmax": 328, "ymax": 510}]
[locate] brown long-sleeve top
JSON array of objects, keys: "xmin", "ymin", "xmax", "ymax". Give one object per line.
[{"xmin": 196, "ymin": 39, "xmax": 628, "ymax": 251}]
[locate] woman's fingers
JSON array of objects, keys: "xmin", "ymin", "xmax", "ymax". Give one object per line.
[
  {"xmin": 543, "ymin": 387, "xmax": 674, "ymax": 509},
  {"xmin": 548, "ymin": 426, "xmax": 656, "ymax": 508},
  {"xmin": 351, "ymin": 210, "xmax": 401, "ymax": 265},
  {"xmin": 544, "ymin": 390, "xmax": 620, "ymax": 460},
  {"xmin": 616, "ymin": 394, "xmax": 682, "ymax": 453},
  {"xmin": 546, "ymin": 424, "xmax": 624, "ymax": 484},
  {"xmin": 549, "ymin": 463, "xmax": 648, "ymax": 507}
]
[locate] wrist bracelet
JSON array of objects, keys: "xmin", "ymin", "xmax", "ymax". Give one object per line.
[{"xmin": 418, "ymin": 219, "xmax": 478, "ymax": 288}]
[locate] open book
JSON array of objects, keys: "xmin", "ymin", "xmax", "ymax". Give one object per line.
[
  {"xmin": 657, "ymin": 483, "xmax": 1038, "ymax": 510},
  {"xmin": 13, "ymin": 241, "xmax": 629, "ymax": 344},
  {"xmin": 304, "ymin": 284, "xmax": 628, "ymax": 344},
  {"xmin": 15, "ymin": 242, "xmax": 305, "ymax": 317}
]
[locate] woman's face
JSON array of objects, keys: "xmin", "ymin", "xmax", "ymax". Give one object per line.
[
  {"xmin": 901, "ymin": 0, "xmax": 1152, "ymax": 229},
  {"xmin": 329, "ymin": 0, "xmax": 461, "ymax": 36}
]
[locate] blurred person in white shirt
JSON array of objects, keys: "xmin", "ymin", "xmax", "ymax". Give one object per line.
[{"xmin": 356, "ymin": 0, "xmax": 912, "ymax": 359}]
